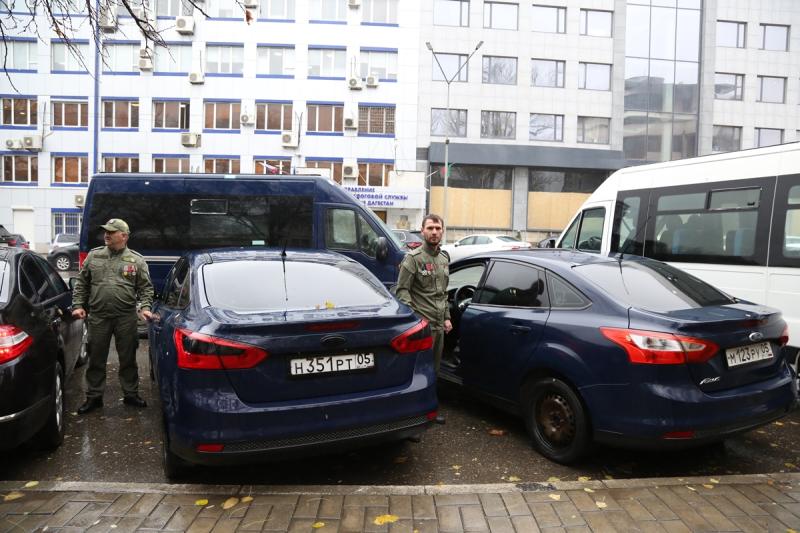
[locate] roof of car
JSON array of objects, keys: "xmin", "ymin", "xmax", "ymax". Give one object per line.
[{"xmin": 454, "ymin": 248, "xmax": 653, "ymax": 274}]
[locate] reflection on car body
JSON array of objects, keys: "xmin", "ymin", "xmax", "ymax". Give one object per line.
[{"xmin": 441, "ymin": 249, "xmax": 796, "ymax": 464}]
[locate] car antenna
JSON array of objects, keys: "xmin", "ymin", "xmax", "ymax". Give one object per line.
[{"xmin": 280, "ymin": 235, "xmax": 289, "ymax": 315}]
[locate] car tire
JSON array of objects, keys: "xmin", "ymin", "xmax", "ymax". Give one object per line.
[
  {"xmin": 162, "ymin": 419, "xmax": 190, "ymax": 480},
  {"xmin": 76, "ymin": 323, "xmax": 89, "ymax": 367},
  {"xmin": 522, "ymin": 377, "xmax": 590, "ymax": 464},
  {"xmin": 53, "ymin": 253, "xmax": 72, "ymax": 272},
  {"xmin": 34, "ymin": 360, "xmax": 66, "ymax": 449}
]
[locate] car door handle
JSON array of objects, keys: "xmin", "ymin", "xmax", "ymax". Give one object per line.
[{"xmin": 510, "ymin": 324, "xmax": 531, "ymax": 334}]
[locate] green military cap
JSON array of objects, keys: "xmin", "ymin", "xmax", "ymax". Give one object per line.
[{"xmin": 100, "ymin": 218, "xmax": 130, "ymax": 233}]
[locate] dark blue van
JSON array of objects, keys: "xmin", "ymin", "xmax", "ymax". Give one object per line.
[{"xmin": 79, "ymin": 174, "xmax": 406, "ymax": 294}]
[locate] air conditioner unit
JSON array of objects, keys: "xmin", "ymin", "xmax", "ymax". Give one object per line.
[
  {"xmin": 175, "ymin": 15, "xmax": 194, "ymax": 34},
  {"xmin": 344, "ymin": 116, "xmax": 358, "ymax": 130},
  {"xmin": 281, "ymin": 131, "xmax": 298, "ymax": 148},
  {"xmin": 188, "ymin": 71, "xmax": 204, "ymax": 84},
  {"xmin": 99, "ymin": 9, "xmax": 117, "ymax": 30},
  {"xmin": 138, "ymin": 57, "xmax": 153, "ymax": 70},
  {"xmin": 240, "ymin": 112, "xmax": 254, "ymax": 126},
  {"xmin": 366, "ymin": 74, "xmax": 379, "ymax": 87},
  {"xmin": 348, "ymin": 0, "xmax": 360, "ymax": 7},
  {"xmin": 342, "ymin": 160, "xmax": 358, "ymax": 179},
  {"xmin": 4, "ymin": 138, "xmax": 22, "ymax": 150},
  {"xmin": 347, "ymin": 76, "xmax": 362, "ymax": 90},
  {"xmin": 74, "ymin": 194, "xmax": 85, "ymax": 207},
  {"xmin": 181, "ymin": 132, "xmax": 201, "ymax": 147},
  {"xmin": 22, "ymin": 135, "xmax": 42, "ymax": 151}
]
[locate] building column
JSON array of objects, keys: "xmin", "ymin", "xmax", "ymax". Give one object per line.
[{"xmin": 511, "ymin": 166, "xmax": 528, "ymax": 234}]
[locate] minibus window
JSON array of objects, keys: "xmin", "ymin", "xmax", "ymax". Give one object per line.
[
  {"xmin": 576, "ymin": 208, "xmax": 605, "ymax": 252},
  {"xmin": 615, "ymin": 196, "xmax": 641, "ymax": 254},
  {"xmin": 785, "ymin": 185, "xmax": 800, "ymax": 258},
  {"xmin": 657, "ymin": 192, "xmax": 706, "ymax": 211},
  {"xmin": 560, "ymin": 216, "xmax": 579, "ymax": 248},
  {"xmin": 709, "ymin": 188, "xmax": 760, "ymax": 210}
]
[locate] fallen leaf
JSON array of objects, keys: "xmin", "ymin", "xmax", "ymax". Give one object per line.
[
  {"xmin": 222, "ymin": 497, "xmax": 239, "ymax": 510},
  {"xmin": 786, "ymin": 463, "xmax": 798, "ymax": 469},
  {"xmin": 548, "ymin": 494, "xmax": 561, "ymax": 501},
  {"xmin": 604, "ymin": 475, "xmax": 614, "ymax": 480},
  {"xmin": 241, "ymin": 496, "xmax": 253, "ymax": 503},
  {"xmin": 687, "ymin": 486, "xmax": 697, "ymax": 492},
  {"xmin": 709, "ymin": 478, "xmax": 720, "ymax": 484},
  {"xmin": 547, "ymin": 476, "xmax": 561, "ymax": 483},
  {"xmin": 373, "ymin": 514, "xmax": 399, "ymax": 525},
  {"xmin": 3, "ymin": 492, "xmax": 24, "ymax": 501},
  {"xmin": 24, "ymin": 481, "xmax": 38, "ymax": 488},
  {"xmin": 195, "ymin": 499, "xmax": 208, "ymax": 506},
  {"xmin": 596, "ymin": 501, "xmax": 607, "ymax": 509},
  {"xmin": 578, "ymin": 476, "xmax": 590, "ymax": 482},
  {"xmin": 393, "ymin": 456, "xmax": 408, "ymax": 464},
  {"xmin": 774, "ymin": 421, "xmax": 784, "ymax": 426},
  {"xmin": 488, "ymin": 429, "xmax": 507, "ymax": 436},
  {"xmin": 702, "ymin": 484, "xmax": 714, "ymax": 489},
  {"xmin": 583, "ymin": 488, "xmax": 595, "ymax": 493},
  {"xmin": 312, "ymin": 522, "xmax": 325, "ymax": 529},
  {"xmin": 451, "ymin": 465, "xmax": 461, "ymax": 471},
  {"xmin": 508, "ymin": 476, "xmax": 521, "ymax": 482}
]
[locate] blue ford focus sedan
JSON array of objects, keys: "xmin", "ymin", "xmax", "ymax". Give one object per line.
[
  {"xmin": 442, "ymin": 250, "xmax": 796, "ymax": 464},
  {"xmin": 149, "ymin": 249, "xmax": 437, "ymax": 478}
]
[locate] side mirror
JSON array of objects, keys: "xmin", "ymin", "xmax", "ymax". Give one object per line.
[
  {"xmin": 453, "ymin": 242, "xmax": 460, "ymax": 247},
  {"xmin": 538, "ymin": 238, "xmax": 556, "ymax": 249},
  {"xmin": 375, "ymin": 236, "xmax": 389, "ymax": 261}
]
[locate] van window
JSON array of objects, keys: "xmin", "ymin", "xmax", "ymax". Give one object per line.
[
  {"xmin": 559, "ymin": 216, "xmax": 580, "ymax": 249},
  {"xmin": 576, "ymin": 208, "xmax": 605, "ymax": 252},
  {"xmin": 87, "ymin": 193, "xmax": 313, "ymax": 250},
  {"xmin": 785, "ymin": 185, "xmax": 800, "ymax": 258},
  {"xmin": 613, "ymin": 196, "xmax": 642, "ymax": 254},
  {"xmin": 326, "ymin": 208, "xmax": 381, "ymax": 258}
]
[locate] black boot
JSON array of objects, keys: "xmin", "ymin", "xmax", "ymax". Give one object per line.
[
  {"xmin": 123, "ymin": 395, "xmax": 147, "ymax": 408},
  {"xmin": 77, "ymin": 397, "xmax": 103, "ymax": 415}
]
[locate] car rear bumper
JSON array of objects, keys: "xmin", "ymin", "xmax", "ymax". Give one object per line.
[{"xmin": 0, "ymin": 395, "xmax": 51, "ymax": 451}]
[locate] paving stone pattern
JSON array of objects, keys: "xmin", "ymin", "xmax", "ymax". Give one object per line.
[{"xmin": 3, "ymin": 474, "xmax": 800, "ymax": 532}]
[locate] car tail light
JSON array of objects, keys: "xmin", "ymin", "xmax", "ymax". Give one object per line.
[
  {"xmin": 779, "ymin": 324, "xmax": 789, "ymax": 347},
  {"xmin": 662, "ymin": 430, "xmax": 695, "ymax": 440},
  {"xmin": 391, "ymin": 319, "xmax": 433, "ymax": 354},
  {"xmin": 0, "ymin": 324, "xmax": 33, "ymax": 364},
  {"xmin": 174, "ymin": 328, "xmax": 268, "ymax": 370},
  {"xmin": 7, "ymin": 238, "xmax": 16, "ymax": 246},
  {"xmin": 426, "ymin": 410, "xmax": 438, "ymax": 421},
  {"xmin": 600, "ymin": 327, "xmax": 718, "ymax": 365},
  {"xmin": 79, "ymin": 251, "xmax": 88, "ymax": 268}
]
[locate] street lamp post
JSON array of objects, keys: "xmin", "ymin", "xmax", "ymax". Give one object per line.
[{"xmin": 426, "ymin": 40, "xmax": 483, "ymax": 243}]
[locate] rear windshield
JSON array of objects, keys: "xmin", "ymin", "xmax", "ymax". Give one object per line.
[
  {"xmin": 202, "ymin": 259, "xmax": 389, "ymax": 313},
  {"xmin": 577, "ymin": 259, "xmax": 734, "ymax": 312}
]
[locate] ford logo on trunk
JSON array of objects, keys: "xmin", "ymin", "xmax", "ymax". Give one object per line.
[{"xmin": 749, "ymin": 332, "xmax": 764, "ymax": 342}]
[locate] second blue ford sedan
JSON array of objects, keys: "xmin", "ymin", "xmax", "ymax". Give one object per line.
[
  {"xmin": 149, "ymin": 249, "xmax": 437, "ymax": 478},
  {"xmin": 442, "ymin": 250, "xmax": 796, "ymax": 464}
]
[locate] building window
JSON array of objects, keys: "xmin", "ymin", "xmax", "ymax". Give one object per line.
[
  {"xmin": 102, "ymin": 43, "xmax": 138, "ymax": 73},
  {"xmin": 52, "ymin": 210, "xmax": 81, "ymax": 237},
  {"xmin": 204, "ymin": 101, "xmax": 241, "ymax": 130},
  {"xmin": 256, "ymin": 46, "xmax": 295, "ymax": 76},
  {"xmin": 483, "ymin": 1, "xmax": 517, "ymax": 30},
  {"xmin": 579, "ymin": 9, "xmax": 612, "ymax": 37},
  {"xmin": 1, "ymin": 97, "xmax": 37, "ymax": 126},
  {"xmin": 362, "ymin": 0, "xmax": 398, "ymax": 24},
  {"xmin": 529, "ymin": 113, "xmax": 563, "ymax": 142},
  {"xmin": 578, "ymin": 62, "xmax": 611, "ymax": 90},
  {"xmin": 256, "ymin": 102, "xmax": 292, "ymax": 131},
  {"xmin": 577, "ymin": 116, "xmax": 610, "ymax": 144},
  {"xmin": 306, "ymin": 160, "xmax": 342, "ymax": 183},
  {"xmin": 307, "ymin": 104, "xmax": 344, "ymax": 132},
  {"xmin": 755, "ymin": 128, "xmax": 783, "ymax": 148},
  {"xmin": 208, "ymin": 0, "xmax": 239, "ymax": 17},
  {"xmin": 308, "ymin": 48, "xmax": 346, "ymax": 78},
  {"xmin": 481, "ymin": 110, "xmax": 516, "ymax": 139},
  {"xmin": 431, "ymin": 108, "xmax": 467, "ymax": 137},
  {"xmin": 52, "ymin": 155, "xmax": 88, "ymax": 183},
  {"xmin": 760, "ymin": 24, "xmax": 789, "ymax": 51},
  {"xmin": 531, "ymin": 59, "xmax": 564, "ymax": 87},
  {"xmin": 531, "ymin": 5, "xmax": 565, "ymax": 33},
  {"xmin": 433, "ymin": 0, "xmax": 468, "ymax": 27},
  {"xmin": 712, "ymin": 125, "xmax": 742, "ymax": 153},
  {"xmin": 2, "ymin": 154, "xmax": 37, "ymax": 182},
  {"xmin": 528, "ymin": 169, "xmax": 608, "ymax": 193},
  {"xmin": 430, "ymin": 164, "xmax": 512, "ymax": 189},
  {"xmin": 358, "ymin": 162, "xmax": 393, "ymax": 187},
  {"xmin": 254, "ymin": 158, "xmax": 291, "ymax": 174},
  {"xmin": 103, "ymin": 156, "xmax": 139, "ymax": 173},
  {"xmin": 206, "ymin": 45, "xmax": 243, "ymax": 75},
  {"xmin": 204, "ymin": 158, "xmax": 240, "ymax": 173},
  {"xmin": 157, "ymin": 0, "xmax": 192, "ymax": 16},
  {"xmin": 432, "ymin": 52, "xmax": 469, "ymax": 82},
  {"xmin": 482, "ymin": 55, "xmax": 517, "ymax": 85},
  {"xmin": 714, "ymin": 73, "xmax": 744, "ymax": 100},
  {"xmin": 154, "ymin": 44, "xmax": 191, "ymax": 73},
  {"xmin": 3, "ymin": 40, "xmax": 37, "ymax": 70},
  {"xmin": 758, "ymin": 76, "xmax": 786, "ymax": 103},
  {"xmin": 51, "ymin": 42, "xmax": 89, "ymax": 72},
  {"xmin": 309, "ymin": 0, "xmax": 346, "ymax": 22},
  {"xmin": 358, "ymin": 105, "xmax": 395, "ymax": 135},
  {"xmin": 102, "ymin": 99, "xmax": 139, "ymax": 129},
  {"xmin": 259, "ymin": 0, "xmax": 294, "ymax": 19},
  {"xmin": 52, "ymin": 100, "xmax": 88, "ymax": 128},
  {"xmin": 359, "ymin": 50, "xmax": 398, "ymax": 81},
  {"xmin": 717, "ymin": 20, "xmax": 746, "ymax": 48},
  {"xmin": 153, "ymin": 156, "xmax": 189, "ymax": 172},
  {"xmin": 153, "ymin": 100, "xmax": 190, "ymax": 129}
]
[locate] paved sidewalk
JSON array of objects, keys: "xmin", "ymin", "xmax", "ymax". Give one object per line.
[{"xmin": 3, "ymin": 473, "xmax": 800, "ymax": 532}]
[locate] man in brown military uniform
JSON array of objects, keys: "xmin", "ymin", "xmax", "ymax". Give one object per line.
[
  {"xmin": 72, "ymin": 219, "xmax": 154, "ymax": 414},
  {"xmin": 395, "ymin": 214, "xmax": 452, "ymax": 374}
]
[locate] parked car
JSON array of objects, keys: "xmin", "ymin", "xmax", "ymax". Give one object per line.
[
  {"xmin": 393, "ymin": 229, "xmax": 423, "ymax": 250},
  {"xmin": 149, "ymin": 248, "xmax": 438, "ymax": 478},
  {"xmin": 441, "ymin": 234, "xmax": 532, "ymax": 262},
  {"xmin": 6, "ymin": 234, "xmax": 29, "ymax": 249},
  {"xmin": 47, "ymin": 242, "xmax": 79, "ymax": 272},
  {"xmin": 49, "ymin": 233, "xmax": 79, "ymax": 254},
  {"xmin": 0, "ymin": 247, "xmax": 84, "ymax": 451},
  {"xmin": 441, "ymin": 249, "xmax": 796, "ymax": 464},
  {"xmin": 0, "ymin": 224, "xmax": 14, "ymax": 247}
]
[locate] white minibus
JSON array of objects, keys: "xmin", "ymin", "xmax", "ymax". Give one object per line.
[{"xmin": 556, "ymin": 143, "xmax": 800, "ymax": 365}]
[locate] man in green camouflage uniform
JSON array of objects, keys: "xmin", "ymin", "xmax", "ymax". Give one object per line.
[
  {"xmin": 395, "ymin": 214, "xmax": 452, "ymax": 374},
  {"xmin": 72, "ymin": 218, "xmax": 154, "ymax": 414}
]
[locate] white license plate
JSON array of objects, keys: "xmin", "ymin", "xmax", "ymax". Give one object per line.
[
  {"xmin": 290, "ymin": 353, "xmax": 375, "ymax": 376},
  {"xmin": 725, "ymin": 341, "xmax": 774, "ymax": 368}
]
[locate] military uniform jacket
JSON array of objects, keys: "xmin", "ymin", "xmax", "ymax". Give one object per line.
[
  {"xmin": 395, "ymin": 242, "xmax": 450, "ymax": 329},
  {"xmin": 72, "ymin": 246, "xmax": 154, "ymax": 318}
]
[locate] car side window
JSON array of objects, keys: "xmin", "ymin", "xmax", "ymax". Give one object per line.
[
  {"xmin": 546, "ymin": 271, "xmax": 590, "ymax": 308},
  {"xmin": 164, "ymin": 259, "xmax": 189, "ymax": 308},
  {"xmin": 459, "ymin": 237, "xmax": 476, "ymax": 246},
  {"xmin": 19, "ymin": 256, "xmax": 60, "ymax": 303},
  {"xmin": 474, "ymin": 261, "xmax": 548, "ymax": 308},
  {"xmin": 34, "ymin": 255, "xmax": 68, "ymax": 294},
  {"xmin": 474, "ymin": 236, "xmax": 492, "ymax": 245}
]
